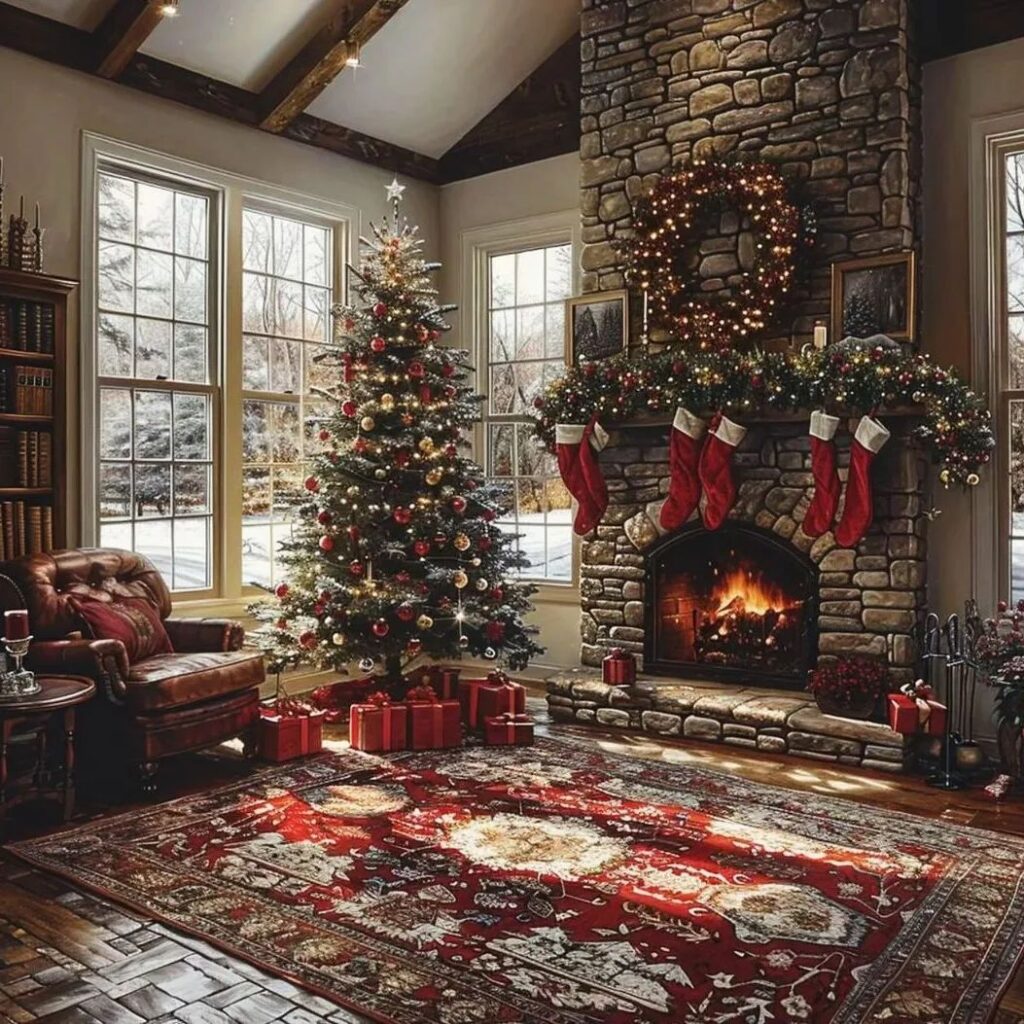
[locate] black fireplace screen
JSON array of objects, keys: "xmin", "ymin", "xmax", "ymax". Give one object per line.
[{"xmin": 645, "ymin": 525, "xmax": 818, "ymax": 688}]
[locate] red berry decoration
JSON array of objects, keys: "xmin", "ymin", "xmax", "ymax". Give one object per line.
[
  {"xmin": 344, "ymin": 317, "xmax": 356, "ymax": 331},
  {"xmin": 372, "ymin": 619, "xmax": 390, "ymax": 637},
  {"xmin": 482, "ymin": 508, "xmax": 496, "ymax": 522},
  {"xmin": 275, "ymin": 583, "xmax": 289, "ymax": 599},
  {"xmin": 393, "ymin": 507, "xmax": 412, "ymax": 525},
  {"xmin": 396, "ymin": 602, "xmax": 415, "ymax": 622},
  {"xmin": 373, "ymin": 302, "xmax": 388, "ymax": 318},
  {"xmin": 317, "ymin": 511, "xmax": 332, "ymax": 526},
  {"xmin": 313, "ymin": 602, "xmax": 325, "ymax": 618},
  {"xmin": 319, "ymin": 535, "xmax": 334, "ymax": 552},
  {"xmin": 318, "ymin": 429, "xmax": 331, "ymax": 442},
  {"xmin": 342, "ymin": 400, "xmax": 357, "ymax": 417},
  {"xmin": 304, "ymin": 476, "xmax": 319, "ymax": 492},
  {"xmin": 370, "ymin": 336, "xmax": 387, "ymax": 353},
  {"xmin": 445, "ymin": 443, "xmax": 457, "ymax": 458},
  {"xmin": 349, "ymin": 559, "xmax": 364, "ymax": 577},
  {"xmin": 413, "ymin": 539, "xmax": 431, "ymax": 557},
  {"xmin": 451, "ymin": 497, "xmax": 467, "ymax": 514},
  {"xmin": 477, "ymin": 536, "xmax": 492, "ymax": 551},
  {"xmin": 441, "ymin": 362, "xmax": 455, "ymax": 378},
  {"xmin": 408, "ymin": 360, "xmax": 425, "ymax": 378},
  {"xmin": 299, "ymin": 630, "xmax": 317, "ymax": 650}
]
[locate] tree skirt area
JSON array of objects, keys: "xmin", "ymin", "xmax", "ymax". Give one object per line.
[{"xmin": 8, "ymin": 738, "xmax": 1024, "ymax": 1024}]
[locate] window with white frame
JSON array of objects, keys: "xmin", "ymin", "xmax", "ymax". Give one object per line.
[
  {"xmin": 1003, "ymin": 147, "xmax": 1024, "ymax": 601},
  {"xmin": 485, "ymin": 242, "xmax": 573, "ymax": 582},
  {"xmin": 241, "ymin": 207, "xmax": 335, "ymax": 588},
  {"xmin": 87, "ymin": 144, "xmax": 348, "ymax": 601},
  {"xmin": 96, "ymin": 170, "xmax": 216, "ymax": 591}
]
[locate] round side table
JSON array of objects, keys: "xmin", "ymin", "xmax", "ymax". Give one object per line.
[{"xmin": 0, "ymin": 675, "xmax": 95, "ymax": 826}]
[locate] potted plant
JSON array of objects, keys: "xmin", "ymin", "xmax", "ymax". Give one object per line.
[
  {"xmin": 807, "ymin": 657, "xmax": 890, "ymax": 720},
  {"xmin": 974, "ymin": 599, "xmax": 1024, "ymax": 775}
]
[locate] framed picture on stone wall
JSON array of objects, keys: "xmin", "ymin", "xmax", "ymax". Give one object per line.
[
  {"xmin": 566, "ymin": 290, "xmax": 629, "ymax": 365},
  {"xmin": 831, "ymin": 251, "xmax": 917, "ymax": 343}
]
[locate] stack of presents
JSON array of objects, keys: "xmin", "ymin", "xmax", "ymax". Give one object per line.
[{"xmin": 258, "ymin": 667, "xmax": 535, "ymax": 761}]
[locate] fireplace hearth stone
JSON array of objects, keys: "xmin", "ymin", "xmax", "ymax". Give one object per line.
[{"xmin": 547, "ymin": 670, "xmax": 911, "ymax": 772}]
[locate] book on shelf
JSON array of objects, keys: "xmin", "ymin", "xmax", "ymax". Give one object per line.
[
  {"xmin": 0, "ymin": 500, "xmax": 54, "ymax": 558},
  {"xmin": 0, "ymin": 300, "xmax": 55, "ymax": 354},
  {"xmin": 13, "ymin": 365, "xmax": 53, "ymax": 415},
  {"xmin": 4, "ymin": 428, "xmax": 52, "ymax": 488}
]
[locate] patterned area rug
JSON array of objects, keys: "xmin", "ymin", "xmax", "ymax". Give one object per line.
[{"xmin": 9, "ymin": 738, "xmax": 1024, "ymax": 1024}]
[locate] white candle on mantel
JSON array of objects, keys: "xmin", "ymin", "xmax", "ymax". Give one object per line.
[{"xmin": 813, "ymin": 321, "xmax": 828, "ymax": 350}]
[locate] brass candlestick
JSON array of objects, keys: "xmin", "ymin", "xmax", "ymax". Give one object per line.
[{"xmin": 0, "ymin": 634, "xmax": 40, "ymax": 699}]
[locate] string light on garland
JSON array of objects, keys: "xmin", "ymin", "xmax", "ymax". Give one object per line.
[
  {"xmin": 533, "ymin": 344, "xmax": 993, "ymax": 488},
  {"xmin": 621, "ymin": 158, "xmax": 816, "ymax": 350}
]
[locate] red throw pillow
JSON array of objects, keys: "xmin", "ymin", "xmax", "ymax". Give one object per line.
[{"xmin": 71, "ymin": 597, "xmax": 173, "ymax": 664}]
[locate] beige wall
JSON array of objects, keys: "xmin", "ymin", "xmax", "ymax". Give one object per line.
[
  {"xmin": 0, "ymin": 46, "xmax": 439, "ymax": 548},
  {"xmin": 440, "ymin": 153, "xmax": 581, "ymax": 670}
]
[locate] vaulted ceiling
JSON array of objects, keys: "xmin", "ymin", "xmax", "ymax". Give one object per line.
[{"xmin": 0, "ymin": 0, "xmax": 580, "ymax": 182}]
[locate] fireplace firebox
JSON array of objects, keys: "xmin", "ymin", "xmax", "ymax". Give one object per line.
[{"xmin": 645, "ymin": 524, "xmax": 818, "ymax": 688}]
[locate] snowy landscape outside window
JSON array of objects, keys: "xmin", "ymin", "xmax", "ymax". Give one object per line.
[
  {"xmin": 241, "ymin": 208, "xmax": 334, "ymax": 589},
  {"xmin": 1006, "ymin": 150, "xmax": 1024, "ymax": 601},
  {"xmin": 96, "ymin": 170, "xmax": 216, "ymax": 591},
  {"xmin": 486, "ymin": 243, "xmax": 573, "ymax": 582}
]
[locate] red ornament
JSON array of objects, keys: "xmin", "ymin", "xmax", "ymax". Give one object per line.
[
  {"xmin": 429, "ymin": 329, "xmax": 441, "ymax": 341},
  {"xmin": 444, "ymin": 385, "xmax": 457, "ymax": 399},
  {"xmin": 441, "ymin": 362, "xmax": 455, "ymax": 378},
  {"xmin": 533, "ymin": 396, "xmax": 544, "ymax": 410},
  {"xmin": 349, "ymin": 559, "xmax": 365, "ymax": 577},
  {"xmin": 408, "ymin": 360, "xmax": 425, "ymax": 378},
  {"xmin": 413, "ymin": 539, "xmax": 431, "ymax": 557},
  {"xmin": 489, "ymin": 587, "xmax": 504, "ymax": 602},
  {"xmin": 477, "ymin": 536, "xmax": 492, "ymax": 551},
  {"xmin": 319, "ymin": 535, "xmax": 334, "ymax": 552},
  {"xmin": 406, "ymin": 638, "xmax": 422, "ymax": 655},
  {"xmin": 318, "ymin": 428, "xmax": 331, "ymax": 442},
  {"xmin": 393, "ymin": 507, "xmax": 412, "ymax": 525},
  {"xmin": 275, "ymin": 583, "xmax": 289, "ymax": 599},
  {"xmin": 353, "ymin": 437, "xmax": 368, "ymax": 453},
  {"xmin": 313, "ymin": 602, "xmax": 325, "ymax": 618},
  {"xmin": 347, "ymin": 524, "xmax": 360, "ymax": 541},
  {"xmin": 370, "ymin": 336, "xmax": 387, "ymax": 353},
  {"xmin": 304, "ymin": 476, "xmax": 319, "ymax": 492},
  {"xmin": 396, "ymin": 602, "xmax": 415, "ymax": 622},
  {"xmin": 342, "ymin": 400, "xmax": 357, "ymax": 417},
  {"xmin": 373, "ymin": 302, "xmax": 388, "ymax": 318},
  {"xmin": 485, "ymin": 620, "xmax": 506, "ymax": 643},
  {"xmin": 445, "ymin": 443, "xmax": 457, "ymax": 458},
  {"xmin": 372, "ymin": 619, "xmax": 390, "ymax": 637},
  {"xmin": 416, "ymin": 324, "xmax": 430, "ymax": 342},
  {"xmin": 419, "ymin": 384, "xmax": 432, "ymax": 404},
  {"xmin": 451, "ymin": 497, "xmax": 467, "ymax": 514},
  {"xmin": 396, "ymin": 571, "xmax": 411, "ymax": 584},
  {"xmin": 395, "ymin": 449, "xmax": 411, "ymax": 468},
  {"xmin": 299, "ymin": 630, "xmax": 317, "ymax": 650},
  {"xmin": 318, "ymin": 510, "xmax": 332, "ymax": 525},
  {"xmin": 482, "ymin": 509, "xmax": 497, "ymax": 522},
  {"xmin": 319, "ymin": 589, "xmax": 332, "ymax": 602}
]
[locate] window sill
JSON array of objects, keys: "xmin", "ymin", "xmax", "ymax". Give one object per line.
[
  {"xmin": 170, "ymin": 596, "xmax": 254, "ymax": 621},
  {"xmin": 529, "ymin": 583, "xmax": 580, "ymax": 605}
]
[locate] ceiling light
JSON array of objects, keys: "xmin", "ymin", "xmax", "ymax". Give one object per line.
[
  {"xmin": 345, "ymin": 42, "xmax": 362, "ymax": 69},
  {"xmin": 153, "ymin": 0, "xmax": 180, "ymax": 16}
]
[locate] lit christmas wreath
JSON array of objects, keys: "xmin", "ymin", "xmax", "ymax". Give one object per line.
[{"xmin": 622, "ymin": 159, "xmax": 815, "ymax": 350}]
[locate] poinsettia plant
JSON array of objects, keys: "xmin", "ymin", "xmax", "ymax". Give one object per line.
[
  {"xmin": 807, "ymin": 657, "xmax": 891, "ymax": 703},
  {"xmin": 974, "ymin": 598, "xmax": 1024, "ymax": 672}
]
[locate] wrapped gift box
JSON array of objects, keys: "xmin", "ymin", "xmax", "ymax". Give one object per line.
[
  {"xmin": 460, "ymin": 674, "xmax": 525, "ymax": 729},
  {"xmin": 310, "ymin": 676, "xmax": 377, "ymax": 723},
  {"xmin": 260, "ymin": 706, "xmax": 325, "ymax": 762},
  {"xmin": 603, "ymin": 647, "xmax": 636, "ymax": 687},
  {"xmin": 886, "ymin": 692, "xmax": 947, "ymax": 737},
  {"xmin": 349, "ymin": 698, "xmax": 408, "ymax": 752},
  {"xmin": 484, "ymin": 713, "xmax": 535, "ymax": 746},
  {"xmin": 410, "ymin": 666, "xmax": 460, "ymax": 701},
  {"xmin": 409, "ymin": 698, "xmax": 462, "ymax": 750}
]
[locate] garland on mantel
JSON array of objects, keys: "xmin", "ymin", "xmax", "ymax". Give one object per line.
[{"xmin": 531, "ymin": 343, "xmax": 994, "ymax": 487}]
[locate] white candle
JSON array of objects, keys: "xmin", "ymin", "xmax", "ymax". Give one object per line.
[{"xmin": 813, "ymin": 321, "xmax": 827, "ymax": 350}]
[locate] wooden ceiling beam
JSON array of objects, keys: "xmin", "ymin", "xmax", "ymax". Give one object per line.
[
  {"xmin": 920, "ymin": 0, "xmax": 1024, "ymax": 60},
  {"xmin": 258, "ymin": 0, "xmax": 411, "ymax": 134},
  {"xmin": 439, "ymin": 34, "xmax": 580, "ymax": 184},
  {"xmin": 93, "ymin": 0, "xmax": 167, "ymax": 79},
  {"xmin": 0, "ymin": 2, "xmax": 93, "ymax": 71}
]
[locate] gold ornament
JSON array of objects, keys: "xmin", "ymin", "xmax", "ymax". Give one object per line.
[
  {"xmin": 453, "ymin": 570, "xmax": 469, "ymax": 589},
  {"xmin": 361, "ymin": 416, "xmax": 376, "ymax": 432},
  {"xmin": 967, "ymin": 472, "xmax": 980, "ymax": 486},
  {"xmin": 939, "ymin": 468, "xmax": 950, "ymax": 486},
  {"xmin": 418, "ymin": 437, "xmax": 434, "ymax": 454},
  {"xmin": 332, "ymin": 632, "xmax": 346, "ymax": 646},
  {"xmin": 347, "ymin": 485, "xmax": 361, "ymax": 498},
  {"xmin": 380, "ymin": 393, "xmax": 395, "ymax": 411},
  {"xmin": 475, "ymin": 577, "xmax": 489, "ymax": 591},
  {"xmin": 416, "ymin": 613, "xmax": 434, "ymax": 630},
  {"xmin": 453, "ymin": 532, "xmax": 471, "ymax": 551},
  {"xmin": 425, "ymin": 468, "xmax": 443, "ymax": 485}
]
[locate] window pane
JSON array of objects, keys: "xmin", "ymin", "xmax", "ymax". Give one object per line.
[
  {"xmin": 516, "ymin": 249, "xmax": 545, "ymax": 305},
  {"xmin": 274, "ymin": 217, "xmax": 303, "ymax": 280},
  {"xmin": 135, "ymin": 391, "xmax": 172, "ymax": 459},
  {"xmin": 136, "ymin": 249, "xmax": 173, "ymax": 318},
  {"xmin": 270, "ymin": 338, "xmax": 302, "ymax": 393},
  {"xmin": 99, "ymin": 313, "xmax": 134, "ymax": 377},
  {"xmin": 1009, "ymin": 235, "xmax": 1024, "ymax": 314},
  {"xmin": 243, "ymin": 210, "xmax": 272, "ymax": 272},
  {"xmin": 175, "ymin": 464, "xmax": 211, "ymax": 515},
  {"xmin": 243, "ymin": 401, "xmax": 270, "ymax": 462},
  {"xmin": 99, "ymin": 242, "xmax": 135, "ymax": 313},
  {"xmin": 135, "ymin": 519, "xmax": 173, "ymax": 580},
  {"xmin": 100, "ymin": 388, "xmax": 132, "ymax": 459},
  {"xmin": 243, "ymin": 336, "xmax": 270, "ymax": 391},
  {"xmin": 244, "ymin": 273, "xmax": 275, "ymax": 334},
  {"xmin": 517, "ymin": 306, "xmax": 544, "ymax": 359},
  {"xmin": 546, "ymin": 244, "xmax": 572, "ymax": 301},
  {"xmin": 547, "ymin": 526, "xmax": 573, "ymax": 581},
  {"xmin": 100, "ymin": 521, "xmax": 133, "ymax": 551},
  {"xmin": 276, "ymin": 278, "xmax": 303, "ymax": 338},
  {"xmin": 490, "ymin": 309, "xmax": 515, "ymax": 363},
  {"xmin": 174, "ymin": 257, "xmax": 207, "ymax": 323},
  {"xmin": 174, "ymin": 325, "xmax": 208, "ymax": 383},
  {"xmin": 137, "ymin": 183, "xmax": 174, "ymax": 251},
  {"xmin": 174, "ymin": 393, "xmax": 209, "ymax": 460},
  {"xmin": 489, "ymin": 423, "xmax": 514, "ymax": 476},
  {"xmin": 98, "ymin": 174, "xmax": 135, "ymax": 243},
  {"xmin": 491, "ymin": 253, "xmax": 515, "ymax": 308},
  {"xmin": 270, "ymin": 403, "xmax": 301, "ymax": 461},
  {"xmin": 304, "ymin": 286, "xmax": 328, "ymax": 342},
  {"xmin": 545, "ymin": 302, "xmax": 566, "ymax": 359},
  {"xmin": 135, "ymin": 463, "xmax": 171, "ymax": 517},
  {"xmin": 175, "ymin": 193, "xmax": 208, "ymax": 258},
  {"xmin": 99, "ymin": 463, "xmax": 131, "ymax": 519},
  {"xmin": 243, "ymin": 524, "xmax": 272, "ymax": 588},
  {"xmin": 304, "ymin": 225, "xmax": 328, "ymax": 286},
  {"xmin": 173, "ymin": 518, "xmax": 210, "ymax": 590},
  {"xmin": 135, "ymin": 318, "xmax": 171, "ymax": 380},
  {"xmin": 1011, "ymin": 315, "xmax": 1024, "ymax": 390}
]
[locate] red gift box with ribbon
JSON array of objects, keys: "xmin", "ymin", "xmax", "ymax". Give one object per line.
[
  {"xmin": 349, "ymin": 692, "xmax": 408, "ymax": 752},
  {"xmin": 484, "ymin": 713, "xmax": 535, "ymax": 746},
  {"xmin": 460, "ymin": 672, "xmax": 525, "ymax": 729},
  {"xmin": 887, "ymin": 683, "xmax": 947, "ymax": 737},
  {"xmin": 406, "ymin": 685, "xmax": 462, "ymax": 750},
  {"xmin": 410, "ymin": 666, "xmax": 460, "ymax": 701},
  {"xmin": 310, "ymin": 676, "xmax": 377, "ymax": 723},
  {"xmin": 603, "ymin": 647, "xmax": 636, "ymax": 686},
  {"xmin": 260, "ymin": 701, "xmax": 325, "ymax": 762}
]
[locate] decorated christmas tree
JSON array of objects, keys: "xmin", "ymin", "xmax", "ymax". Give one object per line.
[{"xmin": 253, "ymin": 182, "xmax": 542, "ymax": 682}]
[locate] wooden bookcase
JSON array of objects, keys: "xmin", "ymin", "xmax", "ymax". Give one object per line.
[{"xmin": 0, "ymin": 267, "xmax": 77, "ymax": 557}]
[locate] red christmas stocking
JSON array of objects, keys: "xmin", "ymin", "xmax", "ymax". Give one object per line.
[
  {"xmin": 661, "ymin": 407, "xmax": 707, "ymax": 531},
  {"xmin": 556, "ymin": 418, "xmax": 609, "ymax": 535},
  {"xmin": 834, "ymin": 415, "xmax": 891, "ymax": 548},
  {"xmin": 802, "ymin": 410, "xmax": 841, "ymax": 538},
  {"xmin": 699, "ymin": 413, "xmax": 747, "ymax": 531}
]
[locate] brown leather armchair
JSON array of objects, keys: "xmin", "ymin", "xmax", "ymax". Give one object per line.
[{"xmin": 1, "ymin": 548, "xmax": 265, "ymax": 790}]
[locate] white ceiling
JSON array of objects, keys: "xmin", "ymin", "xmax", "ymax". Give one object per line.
[
  {"xmin": 6, "ymin": 0, "xmax": 113, "ymax": 31},
  {"xmin": 12, "ymin": 0, "xmax": 579, "ymax": 157},
  {"xmin": 305, "ymin": 0, "xmax": 579, "ymax": 158}
]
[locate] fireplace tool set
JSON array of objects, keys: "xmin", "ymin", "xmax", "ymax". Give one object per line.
[{"xmin": 920, "ymin": 609, "xmax": 987, "ymax": 790}]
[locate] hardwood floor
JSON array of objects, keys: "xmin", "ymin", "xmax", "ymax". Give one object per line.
[{"xmin": 2, "ymin": 697, "xmax": 1024, "ymax": 1023}]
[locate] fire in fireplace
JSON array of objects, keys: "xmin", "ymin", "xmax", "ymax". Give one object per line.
[{"xmin": 645, "ymin": 525, "xmax": 818, "ymax": 688}]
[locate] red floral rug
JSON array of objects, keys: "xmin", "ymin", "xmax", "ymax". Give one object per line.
[{"xmin": 9, "ymin": 738, "xmax": 1024, "ymax": 1024}]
